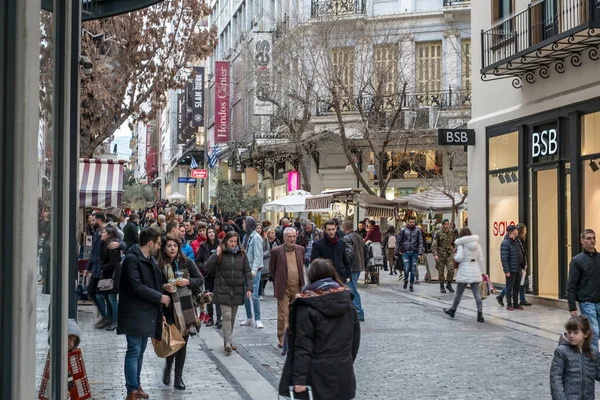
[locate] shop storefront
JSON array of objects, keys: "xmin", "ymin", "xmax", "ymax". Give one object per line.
[{"xmin": 486, "ymin": 99, "xmax": 600, "ymax": 300}]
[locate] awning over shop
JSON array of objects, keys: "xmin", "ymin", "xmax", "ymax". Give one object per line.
[
  {"xmin": 357, "ymin": 193, "xmax": 398, "ymax": 218},
  {"xmin": 305, "ymin": 188, "xmax": 359, "ymax": 211},
  {"xmin": 79, "ymin": 159, "xmax": 125, "ymax": 209},
  {"xmin": 305, "ymin": 189, "xmax": 398, "ymax": 218},
  {"xmin": 393, "ymin": 188, "xmax": 467, "ymax": 213}
]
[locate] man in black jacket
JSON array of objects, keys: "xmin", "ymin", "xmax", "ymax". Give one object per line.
[
  {"xmin": 123, "ymin": 213, "xmax": 140, "ymax": 250},
  {"xmin": 311, "ymin": 220, "xmax": 351, "ymax": 283},
  {"xmin": 567, "ymin": 229, "xmax": 600, "ymax": 352},
  {"xmin": 118, "ymin": 227, "xmax": 170, "ymax": 400},
  {"xmin": 501, "ymin": 225, "xmax": 521, "ymax": 311}
]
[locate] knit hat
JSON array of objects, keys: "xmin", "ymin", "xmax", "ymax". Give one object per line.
[
  {"xmin": 442, "ymin": 219, "xmax": 449, "ymax": 225},
  {"xmin": 506, "ymin": 225, "xmax": 517, "ymax": 234}
]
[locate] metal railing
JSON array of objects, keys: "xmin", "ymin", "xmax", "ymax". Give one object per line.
[
  {"xmin": 315, "ymin": 88, "xmax": 471, "ymax": 116},
  {"xmin": 443, "ymin": 0, "xmax": 471, "ymax": 7},
  {"xmin": 481, "ymin": 0, "xmax": 600, "ymax": 69},
  {"xmin": 310, "ymin": 0, "xmax": 367, "ymax": 18}
]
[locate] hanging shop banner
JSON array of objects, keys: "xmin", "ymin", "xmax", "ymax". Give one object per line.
[
  {"xmin": 287, "ymin": 171, "xmax": 300, "ymax": 192},
  {"xmin": 189, "ymin": 66, "xmax": 205, "ymax": 127},
  {"xmin": 215, "ymin": 61, "xmax": 231, "ymax": 143},
  {"xmin": 177, "ymin": 93, "xmax": 187, "ymax": 144},
  {"xmin": 254, "ymin": 33, "xmax": 273, "ymax": 115}
]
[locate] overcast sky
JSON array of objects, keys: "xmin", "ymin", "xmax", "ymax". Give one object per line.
[{"xmin": 110, "ymin": 124, "xmax": 132, "ymax": 160}]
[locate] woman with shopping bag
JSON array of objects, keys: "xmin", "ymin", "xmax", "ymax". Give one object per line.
[
  {"xmin": 443, "ymin": 228, "xmax": 486, "ymax": 323},
  {"xmin": 158, "ymin": 235, "xmax": 204, "ymax": 390}
]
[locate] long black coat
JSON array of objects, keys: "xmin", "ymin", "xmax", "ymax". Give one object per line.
[
  {"xmin": 117, "ymin": 245, "xmax": 164, "ymax": 340},
  {"xmin": 279, "ymin": 288, "xmax": 360, "ymax": 400},
  {"xmin": 100, "ymin": 239, "xmax": 122, "ymax": 295},
  {"xmin": 311, "ymin": 237, "xmax": 351, "ymax": 281},
  {"xmin": 203, "ymin": 250, "xmax": 253, "ymax": 306},
  {"xmin": 123, "ymin": 221, "xmax": 140, "ymax": 250}
]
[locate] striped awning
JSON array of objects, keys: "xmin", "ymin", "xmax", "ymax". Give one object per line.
[
  {"xmin": 304, "ymin": 189, "xmax": 359, "ymax": 211},
  {"xmin": 79, "ymin": 159, "xmax": 125, "ymax": 209}
]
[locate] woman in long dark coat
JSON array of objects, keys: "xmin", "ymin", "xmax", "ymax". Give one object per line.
[
  {"xmin": 196, "ymin": 226, "xmax": 221, "ymax": 327},
  {"xmin": 100, "ymin": 226, "xmax": 122, "ymax": 331},
  {"xmin": 279, "ymin": 258, "xmax": 361, "ymax": 400},
  {"xmin": 158, "ymin": 235, "xmax": 203, "ymax": 391}
]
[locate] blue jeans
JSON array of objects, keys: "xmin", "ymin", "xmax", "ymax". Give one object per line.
[
  {"xmin": 499, "ymin": 286, "xmax": 526, "ymax": 303},
  {"xmin": 402, "ymin": 252, "xmax": 419, "ymax": 284},
  {"xmin": 578, "ymin": 302, "xmax": 600, "ymax": 353},
  {"xmin": 108, "ymin": 294, "xmax": 118, "ymax": 323},
  {"xmin": 124, "ymin": 335, "xmax": 148, "ymax": 393},
  {"xmin": 95, "ymin": 293, "xmax": 109, "ymax": 318},
  {"xmin": 348, "ymin": 272, "xmax": 364, "ymax": 319},
  {"xmin": 244, "ymin": 270, "xmax": 262, "ymax": 321}
]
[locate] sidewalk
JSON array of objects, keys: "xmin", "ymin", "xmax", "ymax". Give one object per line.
[
  {"xmin": 34, "ymin": 287, "xmax": 275, "ymax": 400},
  {"xmin": 372, "ymin": 265, "xmax": 568, "ymax": 341}
]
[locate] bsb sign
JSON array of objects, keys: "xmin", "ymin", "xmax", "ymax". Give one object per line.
[
  {"xmin": 437, "ymin": 129, "xmax": 476, "ymax": 146},
  {"xmin": 532, "ymin": 128, "xmax": 558, "ymax": 158}
]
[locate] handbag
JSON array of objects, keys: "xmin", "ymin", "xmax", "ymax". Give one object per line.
[
  {"xmin": 152, "ymin": 322, "xmax": 186, "ymax": 358},
  {"xmin": 97, "ymin": 269, "xmax": 115, "ymax": 292}
]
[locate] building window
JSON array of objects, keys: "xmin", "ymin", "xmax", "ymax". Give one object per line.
[
  {"xmin": 492, "ymin": 0, "xmax": 514, "ymax": 23},
  {"xmin": 373, "ymin": 44, "xmax": 398, "ymax": 96},
  {"xmin": 331, "ymin": 47, "xmax": 355, "ymax": 100},
  {"xmin": 416, "ymin": 41, "xmax": 442, "ymax": 95},
  {"xmin": 488, "ymin": 131, "xmax": 519, "ymax": 284},
  {"xmin": 461, "ymin": 39, "xmax": 471, "ymax": 92},
  {"xmin": 582, "ymin": 111, "xmax": 600, "ymax": 156}
]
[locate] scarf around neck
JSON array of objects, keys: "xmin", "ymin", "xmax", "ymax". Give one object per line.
[
  {"xmin": 226, "ymin": 245, "xmax": 240, "ymax": 254},
  {"xmin": 302, "ymin": 278, "xmax": 341, "ymax": 293},
  {"xmin": 326, "ymin": 234, "xmax": 338, "ymax": 245}
]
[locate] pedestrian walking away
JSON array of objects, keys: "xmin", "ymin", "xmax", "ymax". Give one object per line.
[
  {"xmin": 432, "ymin": 219, "xmax": 456, "ymax": 293},
  {"xmin": 117, "ymin": 227, "xmax": 169, "ymax": 400},
  {"xmin": 241, "ymin": 216, "xmax": 265, "ymax": 329},
  {"xmin": 203, "ymin": 231, "xmax": 253, "ymax": 354},
  {"xmin": 279, "ymin": 259, "xmax": 361, "ymax": 400},
  {"xmin": 382, "ymin": 225, "xmax": 397, "ymax": 275},
  {"xmin": 99, "ymin": 226, "xmax": 122, "ymax": 331},
  {"xmin": 550, "ymin": 315, "xmax": 600, "ymax": 399},
  {"xmin": 395, "ymin": 216, "xmax": 424, "ymax": 293},
  {"xmin": 342, "ymin": 220, "xmax": 367, "ymax": 321},
  {"xmin": 158, "ymin": 235, "xmax": 203, "ymax": 391},
  {"xmin": 567, "ymin": 229, "xmax": 600, "ymax": 353},
  {"xmin": 443, "ymin": 228, "xmax": 486, "ymax": 323},
  {"xmin": 269, "ymin": 227, "xmax": 305, "ymax": 347},
  {"xmin": 500, "ymin": 224, "xmax": 523, "ymax": 311}
]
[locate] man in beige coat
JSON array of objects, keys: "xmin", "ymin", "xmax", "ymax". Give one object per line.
[{"xmin": 269, "ymin": 227, "xmax": 306, "ymax": 347}]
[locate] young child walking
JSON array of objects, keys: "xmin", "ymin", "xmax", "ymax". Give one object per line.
[{"xmin": 550, "ymin": 315, "xmax": 600, "ymax": 399}]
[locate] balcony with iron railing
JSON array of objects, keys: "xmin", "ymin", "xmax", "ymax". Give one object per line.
[
  {"xmin": 315, "ymin": 88, "xmax": 471, "ymax": 117},
  {"xmin": 310, "ymin": 0, "xmax": 367, "ymax": 18},
  {"xmin": 481, "ymin": 0, "xmax": 600, "ymax": 88}
]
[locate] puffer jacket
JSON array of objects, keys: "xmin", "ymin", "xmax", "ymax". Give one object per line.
[
  {"xmin": 567, "ymin": 251, "xmax": 600, "ymax": 312},
  {"xmin": 550, "ymin": 333, "xmax": 600, "ymax": 400},
  {"xmin": 453, "ymin": 235, "xmax": 484, "ymax": 284},
  {"xmin": 394, "ymin": 227, "xmax": 424, "ymax": 257},
  {"xmin": 500, "ymin": 235, "xmax": 520, "ymax": 273},
  {"xmin": 203, "ymin": 250, "xmax": 253, "ymax": 306}
]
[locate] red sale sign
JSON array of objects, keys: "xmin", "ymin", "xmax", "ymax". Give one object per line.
[{"xmin": 191, "ymin": 169, "xmax": 207, "ymax": 179}]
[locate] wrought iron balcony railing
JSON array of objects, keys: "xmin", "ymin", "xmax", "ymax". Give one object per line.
[
  {"xmin": 481, "ymin": 0, "xmax": 600, "ymax": 88},
  {"xmin": 315, "ymin": 89, "xmax": 471, "ymax": 116},
  {"xmin": 310, "ymin": 0, "xmax": 367, "ymax": 18}
]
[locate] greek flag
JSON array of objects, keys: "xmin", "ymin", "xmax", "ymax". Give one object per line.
[
  {"xmin": 190, "ymin": 156, "xmax": 198, "ymax": 169},
  {"xmin": 208, "ymin": 145, "xmax": 222, "ymax": 169}
]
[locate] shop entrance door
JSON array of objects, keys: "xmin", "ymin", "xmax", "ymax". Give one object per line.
[{"xmin": 533, "ymin": 167, "xmax": 559, "ymax": 298}]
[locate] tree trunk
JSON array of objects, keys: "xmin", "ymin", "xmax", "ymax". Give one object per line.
[{"xmin": 297, "ymin": 150, "xmax": 312, "ymax": 193}]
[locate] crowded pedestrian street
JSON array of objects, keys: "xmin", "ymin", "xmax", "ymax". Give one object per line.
[{"xmin": 37, "ymin": 268, "xmax": 570, "ymax": 399}]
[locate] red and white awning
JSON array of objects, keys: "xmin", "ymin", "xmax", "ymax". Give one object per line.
[{"xmin": 79, "ymin": 159, "xmax": 125, "ymax": 209}]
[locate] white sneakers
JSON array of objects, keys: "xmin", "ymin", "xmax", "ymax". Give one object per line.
[{"xmin": 241, "ymin": 318, "xmax": 264, "ymax": 329}]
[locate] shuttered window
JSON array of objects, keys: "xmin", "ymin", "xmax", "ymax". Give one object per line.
[
  {"xmin": 373, "ymin": 44, "xmax": 398, "ymax": 95},
  {"xmin": 331, "ymin": 47, "xmax": 355, "ymax": 99},
  {"xmin": 416, "ymin": 41, "xmax": 442, "ymax": 94},
  {"xmin": 462, "ymin": 39, "xmax": 471, "ymax": 92}
]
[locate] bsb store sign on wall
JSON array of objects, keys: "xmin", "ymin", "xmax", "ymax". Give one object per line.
[{"xmin": 532, "ymin": 127, "xmax": 558, "ymax": 161}]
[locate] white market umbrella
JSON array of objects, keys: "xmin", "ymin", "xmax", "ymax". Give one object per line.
[
  {"xmin": 262, "ymin": 190, "xmax": 313, "ymax": 213},
  {"xmin": 167, "ymin": 192, "xmax": 186, "ymax": 200},
  {"xmin": 394, "ymin": 189, "xmax": 467, "ymax": 213}
]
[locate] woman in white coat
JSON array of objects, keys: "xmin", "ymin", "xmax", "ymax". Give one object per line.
[{"xmin": 443, "ymin": 227, "xmax": 486, "ymax": 323}]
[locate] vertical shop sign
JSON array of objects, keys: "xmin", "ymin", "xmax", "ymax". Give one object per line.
[
  {"xmin": 177, "ymin": 93, "xmax": 186, "ymax": 144},
  {"xmin": 215, "ymin": 61, "xmax": 230, "ymax": 143},
  {"xmin": 190, "ymin": 66, "xmax": 205, "ymax": 127},
  {"xmin": 254, "ymin": 33, "xmax": 273, "ymax": 115}
]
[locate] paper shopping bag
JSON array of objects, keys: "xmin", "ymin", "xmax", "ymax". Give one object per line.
[{"xmin": 152, "ymin": 322, "xmax": 186, "ymax": 358}]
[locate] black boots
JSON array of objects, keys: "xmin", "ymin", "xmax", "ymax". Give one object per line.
[
  {"xmin": 403, "ymin": 280, "xmax": 408, "ymax": 289},
  {"xmin": 174, "ymin": 369, "xmax": 186, "ymax": 390},
  {"xmin": 446, "ymin": 282, "xmax": 455, "ymax": 293},
  {"xmin": 477, "ymin": 311, "xmax": 485, "ymax": 323},
  {"xmin": 163, "ymin": 359, "xmax": 173, "ymax": 386},
  {"xmin": 440, "ymin": 282, "xmax": 447, "ymax": 293},
  {"xmin": 443, "ymin": 308, "xmax": 456, "ymax": 318}
]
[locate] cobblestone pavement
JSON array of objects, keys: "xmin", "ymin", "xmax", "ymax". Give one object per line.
[{"xmin": 34, "ymin": 265, "xmax": 588, "ymax": 399}]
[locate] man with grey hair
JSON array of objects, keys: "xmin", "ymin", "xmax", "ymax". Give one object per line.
[
  {"xmin": 297, "ymin": 218, "xmax": 323, "ymax": 269},
  {"xmin": 269, "ymin": 227, "xmax": 305, "ymax": 346},
  {"xmin": 275, "ymin": 217, "xmax": 291, "ymax": 243}
]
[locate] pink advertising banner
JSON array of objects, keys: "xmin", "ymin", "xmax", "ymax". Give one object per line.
[
  {"xmin": 287, "ymin": 171, "xmax": 300, "ymax": 192},
  {"xmin": 214, "ymin": 61, "xmax": 230, "ymax": 143}
]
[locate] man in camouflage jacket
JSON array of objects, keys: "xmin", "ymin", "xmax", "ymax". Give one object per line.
[{"xmin": 432, "ymin": 219, "xmax": 456, "ymax": 293}]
